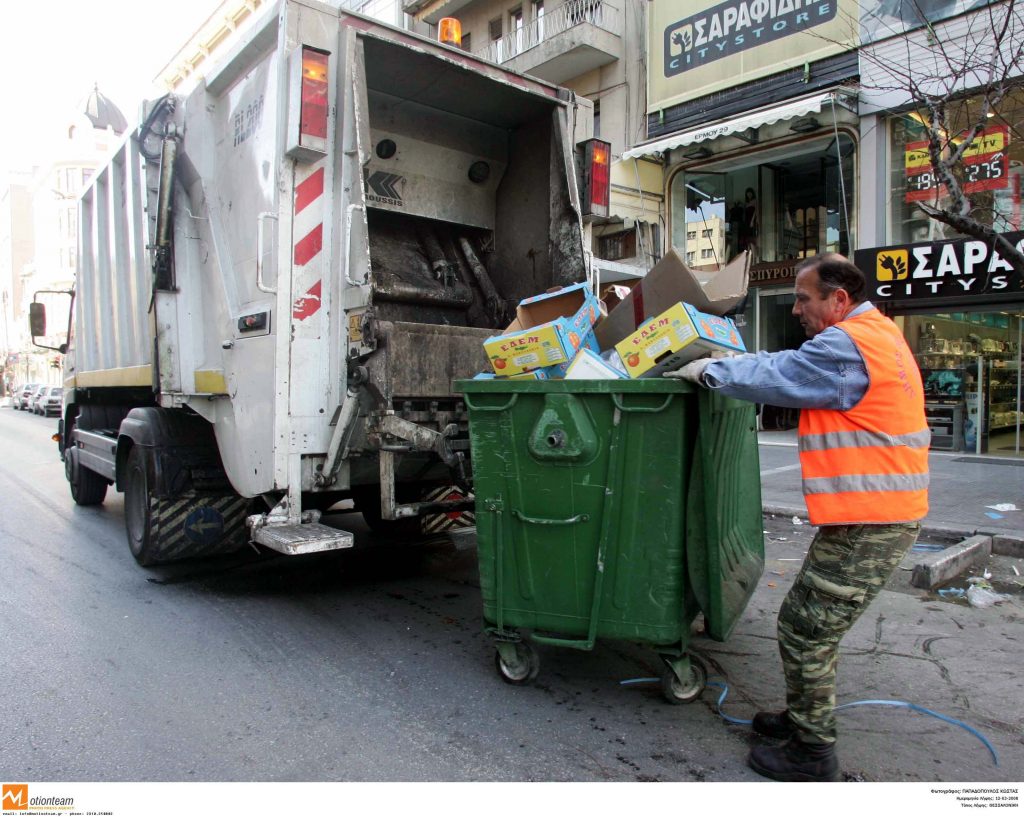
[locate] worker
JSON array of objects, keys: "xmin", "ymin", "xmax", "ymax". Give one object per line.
[{"xmin": 667, "ymin": 253, "xmax": 929, "ymax": 782}]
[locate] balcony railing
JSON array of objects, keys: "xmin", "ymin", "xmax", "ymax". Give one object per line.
[{"xmin": 474, "ymin": 0, "xmax": 619, "ymax": 66}]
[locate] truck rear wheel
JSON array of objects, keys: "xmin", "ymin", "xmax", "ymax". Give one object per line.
[
  {"xmin": 65, "ymin": 447, "xmax": 108, "ymax": 506},
  {"xmin": 124, "ymin": 444, "xmax": 250, "ymax": 567},
  {"xmin": 124, "ymin": 446, "xmax": 159, "ymax": 566}
]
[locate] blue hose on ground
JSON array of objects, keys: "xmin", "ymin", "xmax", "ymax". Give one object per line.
[{"xmin": 704, "ymin": 680, "xmax": 999, "ymax": 766}]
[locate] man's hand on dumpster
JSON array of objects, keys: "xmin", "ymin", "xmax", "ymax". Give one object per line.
[{"xmin": 663, "ymin": 357, "xmax": 712, "ymax": 385}]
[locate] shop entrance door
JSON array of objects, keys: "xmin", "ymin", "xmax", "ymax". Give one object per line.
[{"xmin": 757, "ymin": 287, "xmax": 804, "ymax": 430}]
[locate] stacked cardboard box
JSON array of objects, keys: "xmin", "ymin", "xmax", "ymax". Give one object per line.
[{"xmin": 474, "ymin": 251, "xmax": 751, "ymax": 381}]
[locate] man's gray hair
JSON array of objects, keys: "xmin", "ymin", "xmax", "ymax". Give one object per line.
[{"xmin": 797, "ymin": 253, "xmax": 866, "ymax": 303}]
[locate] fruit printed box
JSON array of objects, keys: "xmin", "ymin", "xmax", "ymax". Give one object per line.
[
  {"xmin": 483, "ymin": 283, "xmax": 601, "ymax": 376},
  {"xmin": 475, "ymin": 331, "xmax": 600, "ymax": 379},
  {"xmin": 615, "ymin": 302, "xmax": 745, "ymax": 378}
]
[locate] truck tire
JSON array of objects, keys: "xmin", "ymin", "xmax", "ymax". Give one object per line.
[
  {"xmin": 124, "ymin": 444, "xmax": 250, "ymax": 567},
  {"xmin": 65, "ymin": 447, "xmax": 108, "ymax": 506}
]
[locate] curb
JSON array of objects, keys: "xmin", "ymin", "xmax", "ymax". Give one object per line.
[
  {"xmin": 911, "ymin": 535, "xmax": 992, "ymax": 590},
  {"xmin": 761, "ymin": 504, "xmax": 997, "ymax": 544}
]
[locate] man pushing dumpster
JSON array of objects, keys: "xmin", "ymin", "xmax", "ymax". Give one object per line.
[{"xmin": 667, "ymin": 253, "xmax": 930, "ymax": 782}]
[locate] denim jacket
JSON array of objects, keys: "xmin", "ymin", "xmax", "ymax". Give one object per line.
[{"xmin": 702, "ymin": 302, "xmax": 873, "ymax": 410}]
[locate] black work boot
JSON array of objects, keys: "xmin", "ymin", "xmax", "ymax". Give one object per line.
[
  {"xmin": 748, "ymin": 738, "xmax": 840, "ymax": 782},
  {"xmin": 752, "ymin": 710, "xmax": 796, "ymax": 740}
]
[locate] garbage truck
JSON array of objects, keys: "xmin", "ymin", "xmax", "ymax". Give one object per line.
[{"xmin": 33, "ymin": 0, "xmax": 607, "ymax": 566}]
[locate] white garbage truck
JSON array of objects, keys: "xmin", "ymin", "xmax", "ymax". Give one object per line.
[{"xmin": 32, "ymin": 0, "xmax": 607, "ymax": 566}]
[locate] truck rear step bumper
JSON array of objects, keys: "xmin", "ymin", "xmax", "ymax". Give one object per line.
[{"xmin": 252, "ymin": 522, "xmax": 355, "ymax": 555}]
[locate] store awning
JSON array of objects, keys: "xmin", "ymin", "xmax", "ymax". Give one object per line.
[{"xmin": 622, "ymin": 91, "xmax": 856, "ymax": 160}]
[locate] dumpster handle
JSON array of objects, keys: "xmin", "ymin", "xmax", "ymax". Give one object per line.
[
  {"xmin": 611, "ymin": 394, "xmax": 675, "ymax": 413},
  {"xmin": 463, "ymin": 393, "xmax": 519, "ymax": 412},
  {"xmin": 512, "ymin": 510, "xmax": 590, "ymax": 526}
]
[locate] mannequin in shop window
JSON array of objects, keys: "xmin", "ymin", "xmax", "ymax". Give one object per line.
[{"xmin": 736, "ymin": 187, "xmax": 758, "ymax": 261}]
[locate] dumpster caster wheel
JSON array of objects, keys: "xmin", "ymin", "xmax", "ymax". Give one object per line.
[
  {"xmin": 660, "ymin": 656, "xmax": 707, "ymax": 704},
  {"xmin": 494, "ymin": 642, "xmax": 540, "ymax": 685}
]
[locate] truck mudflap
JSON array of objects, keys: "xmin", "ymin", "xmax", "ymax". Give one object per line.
[
  {"xmin": 141, "ymin": 491, "xmax": 251, "ymax": 563},
  {"xmin": 685, "ymin": 390, "xmax": 766, "ymax": 641}
]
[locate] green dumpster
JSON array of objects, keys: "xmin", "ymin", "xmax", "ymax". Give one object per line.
[{"xmin": 457, "ymin": 378, "xmax": 765, "ymax": 703}]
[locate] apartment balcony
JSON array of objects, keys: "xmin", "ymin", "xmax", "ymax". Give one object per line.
[{"xmin": 474, "ymin": 0, "xmax": 621, "ymax": 85}]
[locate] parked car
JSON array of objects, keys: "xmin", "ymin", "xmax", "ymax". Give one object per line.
[
  {"xmin": 39, "ymin": 386, "xmax": 63, "ymax": 417},
  {"xmin": 14, "ymin": 383, "xmax": 40, "ymax": 410},
  {"xmin": 28, "ymin": 385, "xmax": 49, "ymax": 415}
]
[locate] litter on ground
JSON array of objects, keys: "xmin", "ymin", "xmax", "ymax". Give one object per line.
[{"xmin": 967, "ymin": 585, "xmax": 1013, "ymax": 608}]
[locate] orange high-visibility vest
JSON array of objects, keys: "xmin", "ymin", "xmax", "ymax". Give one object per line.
[{"xmin": 798, "ymin": 307, "xmax": 930, "ymax": 526}]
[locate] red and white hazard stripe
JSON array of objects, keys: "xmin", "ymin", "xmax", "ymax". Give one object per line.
[{"xmin": 292, "ymin": 161, "xmax": 325, "ymax": 321}]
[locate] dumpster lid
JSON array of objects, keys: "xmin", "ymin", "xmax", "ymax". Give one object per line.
[{"xmin": 686, "ymin": 390, "xmax": 765, "ymax": 641}]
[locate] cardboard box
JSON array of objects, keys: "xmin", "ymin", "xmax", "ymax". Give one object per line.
[
  {"xmin": 615, "ymin": 302, "xmax": 746, "ymax": 378},
  {"xmin": 565, "ymin": 347, "xmax": 628, "ymax": 380},
  {"xmin": 484, "ymin": 282, "xmax": 601, "ymax": 375},
  {"xmin": 477, "ymin": 329, "xmax": 600, "ymax": 380},
  {"xmin": 594, "ymin": 250, "xmax": 749, "ymax": 351}
]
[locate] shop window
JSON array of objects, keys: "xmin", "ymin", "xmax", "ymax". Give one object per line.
[
  {"xmin": 904, "ymin": 311, "xmax": 1023, "ymax": 458},
  {"xmin": 598, "ymin": 229, "xmax": 636, "ymax": 261},
  {"xmin": 889, "ymin": 87, "xmax": 1024, "ymax": 244},
  {"xmin": 669, "ymin": 133, "xmax": 856, "ymax": 270}
]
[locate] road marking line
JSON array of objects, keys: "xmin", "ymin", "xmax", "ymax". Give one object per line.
[{"xmin": 760, "ymin": 464, "xmax": 802, "ymax": 476}]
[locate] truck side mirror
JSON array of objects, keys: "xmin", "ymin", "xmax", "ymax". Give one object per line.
[{"xmin": 29, "ymin": 302, "xmax": 46, "ymax": 338}]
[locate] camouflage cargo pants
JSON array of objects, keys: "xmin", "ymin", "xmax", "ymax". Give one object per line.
[{"xmin": 777, "ymin": 522, "xmax": 921, "ymax": 745}]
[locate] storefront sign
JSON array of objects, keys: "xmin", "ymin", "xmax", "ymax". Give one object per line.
[
  {"xmin": 748, "ymin": 260, "xmax": 800, "ymax": 286},
  {"xmin": 903, "ymin": 126, "xmax": 1010, "ymax": 203},
  {"xmin": 648, "ymin": 0, "xmax": 857, "ymax": 112},
  {"xmin": 663, "ymin": 0, "xmax": 837, "ymax": 77},
  {"xmin": 854, "ymin": 231, "xmax": 1024, "ymax": 303}
]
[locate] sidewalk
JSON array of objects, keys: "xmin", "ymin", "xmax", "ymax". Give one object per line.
[{"xmin": 757, "ymin": 430, "xmax": 1024, "ymax": 542}]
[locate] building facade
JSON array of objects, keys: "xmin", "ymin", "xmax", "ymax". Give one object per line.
[
  {"xmin": 853, "ymin": 2, "xmax": 1024, "ymax": 459},
  {"xmin": 0, "ymin": 87, "xmax": 127, "ymax": 391},
  {"xmin": 0, "ymin": 173, "xmax": 35, "ymax": 395},
  {"xmin": 623, "ymin": 0, "xmax": 1023, "ymax": 456}
]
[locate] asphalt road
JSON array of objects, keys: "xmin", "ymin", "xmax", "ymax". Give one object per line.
[{"xmin": 1, "ymin": 405, "xmax": 1021, "ymax": 784}]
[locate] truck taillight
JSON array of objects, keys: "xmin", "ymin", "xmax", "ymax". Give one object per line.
[
  {"xmin": 438, "ymin": 18, "xmax": 462, "ymax": 47},
  {"xmin": 579, "ymin": 138, "xmax": 611, "ymax": 218},
  {"xmin": 287, "ymin": 46, "xmax": 331, "ymax": 162},
  {"xmin": 301, "ymin": 47, "xmax": 329, "ymax": 142}
]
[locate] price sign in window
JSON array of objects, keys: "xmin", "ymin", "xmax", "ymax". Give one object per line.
[
  {"xmin": 963, "ymin": 125, "xmax": 1009, "ymax": 194},
  {"xmin": 903, "ymin": 126, "xmax": 1010, "ymax": 203},
  {"xmin": 904, "ymin": 140, "xmax": 947, "ymax": 203}
]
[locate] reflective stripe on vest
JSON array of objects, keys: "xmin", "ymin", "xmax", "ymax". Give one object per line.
[
  {"xmin": 803, "ymin": 472, "xmax": 931, "ymax": 495},
  {"xmin": 799, "ymin": 429, "xmax": 932, "ymax": 452},
  {"xmin": 798, "ymin": 307, "xmax": 930, "ymax": 526}
]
